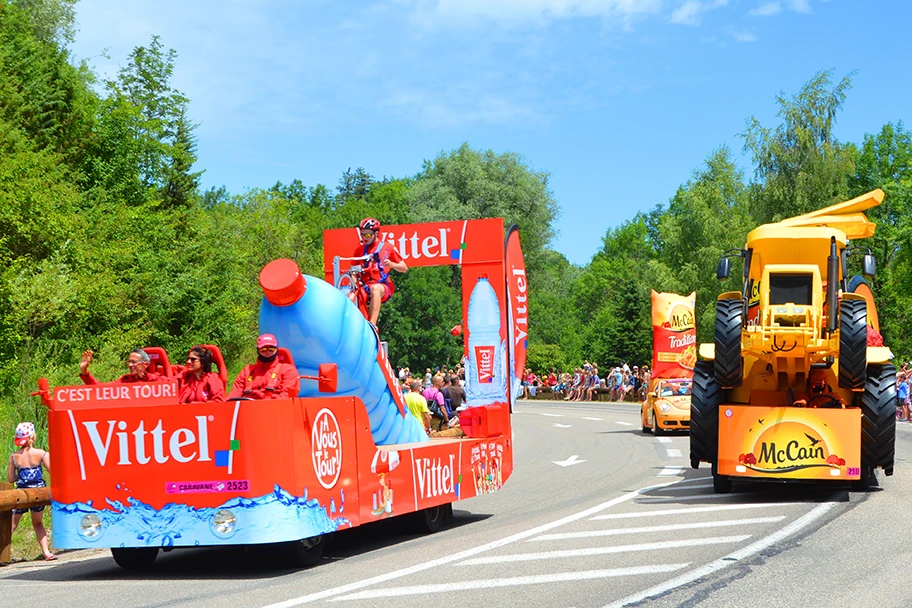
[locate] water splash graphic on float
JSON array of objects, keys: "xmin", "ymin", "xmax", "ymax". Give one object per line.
[{"xmin": 51, "ymin": 485, "xmax": 349, "ymax": 548}]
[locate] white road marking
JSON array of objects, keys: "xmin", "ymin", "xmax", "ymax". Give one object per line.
[
  {"xmin": 673, "ymin": 477, "xmax": 715, "ymax": 485},
  {"xmin": 259, "ymin": 480, "xmax": 680, "ymax": 607},
  {"xmin": 553, "ymin": 423, "xmax": 572, "ymax": 428},
  {"xmin": 636, "ymin": 492, "xmax": 740, "ymax": 503},
  {"xmin": 656, "ymin": 437, "xmax": 672, "ymax": 444},
  {"xmin": 665, "ymin": 449, "xmax": 683, "ymax": 458},
  {"xmin": 541, "ymin": 413, "xmax": 564, "ymax": 417},
  {"xmin": 330, "ymin": 564, "xmax": 691, "ymax": 601},
  {"xmin": 582, "ymin": 417, "xmax": 603, "ymax": 421},
  {"xmin": 602, "ymin": 500, "xmax": 839, "ymax": 608},
  {"xmin": 530, "ymin": 517, "xmax": 785, "ymax": 541},
  {"xmin": 553, "ymin": 455, "xmax": 586, "ymax": 467},
  {"xmin": 657, "ymin": 466, "xmax": 684, "ymax": 476},
  {"xmin": 592, "ymin": 502, "xmax": 804, "ymax": 520},
  {"xmin": 653, "ymin": 482, "xmax": 714, "ymax": 492},
  {"xmin": 457, "ymin": 536, "xmax": 751, "ymax": 566},
  {"xmin": 615, "ymin": 421, "xmax": 633, "ymax": 426}
]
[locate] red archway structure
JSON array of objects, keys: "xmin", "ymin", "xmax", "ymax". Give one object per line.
[{"xmin": 323, "ymin": 219, "xmax": 528, "ymax": 410}]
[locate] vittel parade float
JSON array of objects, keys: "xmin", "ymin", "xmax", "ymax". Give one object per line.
[
  {"xmin": 37, "ymin": 218, "xmax": 528, "ymax": 569},
  {"xmin": 690, "ymin": 189, "xmax": 897, "ymax": 493}
]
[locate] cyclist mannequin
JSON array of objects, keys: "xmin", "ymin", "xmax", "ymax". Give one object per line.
[{"xmin": 354, "ymin": 218, "xmax": 408, "ymax": 328}]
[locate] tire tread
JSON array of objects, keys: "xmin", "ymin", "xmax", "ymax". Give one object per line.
[
  {"xmin": 838, "ymin": 299, "xmax": 867, "ymax": 389},
  {"xmin": 714, "ymin": 299, "xmax": 743, "ymax": 388}
]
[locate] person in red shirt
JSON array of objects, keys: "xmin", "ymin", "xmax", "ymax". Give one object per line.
[
  {"xmin": 79, "ymin": 348, "xmax": 164, "ymax": 384},
  {"xmin": 173, "ymin": 346, "xmax": 226, "ymax": 403},
  {"xmin": 227, "ymin": 334, "xmax": 300, "ymax": 400},
  {"xmin": 354, "ymin": 218, "xmax": 408, "ymax": 328}
]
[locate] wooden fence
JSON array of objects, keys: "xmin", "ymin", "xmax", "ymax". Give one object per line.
[{"xmin": 0, "ymin": 482, "xmax": 51, "ymax": 563}]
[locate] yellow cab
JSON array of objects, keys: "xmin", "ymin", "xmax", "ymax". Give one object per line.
[{"xmin": 641, "ymin": 378, "xmax": 691, "ymax": 435}]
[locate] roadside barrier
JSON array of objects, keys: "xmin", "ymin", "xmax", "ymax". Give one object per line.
[{"xmin": 0, "ymin": 482, "xmax": 51, "ymax": 563}]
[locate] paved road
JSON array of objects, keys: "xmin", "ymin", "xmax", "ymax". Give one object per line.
[{"xmin": 2, "ymin": 401, "xmax": 910, "ymax": 608}]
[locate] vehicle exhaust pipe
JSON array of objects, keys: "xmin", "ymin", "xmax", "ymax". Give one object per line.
[{"xmin": 827, "ymin": 236, "xmax": 838, "ymax": 336}]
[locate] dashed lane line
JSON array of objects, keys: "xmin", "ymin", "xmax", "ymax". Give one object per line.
[
  {"xmin": 657, "ymin": 466, "xmax": 684, "ymax": 476},
  {"xmin": 656, "ymin": 437, "xmax": 672, "ymax": 443},
  {"xmin": 530, "ymin": 517, "xmax": 786, "ymax": 541},
  {"xmin": 673, "ymin": 477, "xmax": 715, "ymax": 485},
  {"xmin": 259, "ymin": 480, "xmax": 681, "ymax": 607},
  {"xmin": 456, "ymin": 536, "xmax": 751, "ymax": 566},
  {"xmin": 615, "ymin": 421, "xmax": 633, "ymax": 426},
  {"xmin": 636, "ymin": 492, "xmax": 736, "ymax": 503},
  {"xmin": 665, "ymin": 449, "xmax": 683, "ymax": 458},
  {"xmin": 541, "ymin": 413, "xmax": 565, "ymax": 417},
  {"xmin": 602, "ymin": 499, "xmax": 839, "ymax": 607},
  {"xmin": 582, "ymin": 417, "xmax": 603, "ymax": 421},
  {"xmin": 591, "ymin": 502, "xmax": 805, "ymax": 520},
  {"xmin": 329, "ymin": 564, "xmax": 691, "ymax": 601},
  {"xmin": 653, "ymin": 481, "xmax": 714, "ymax": 492}
]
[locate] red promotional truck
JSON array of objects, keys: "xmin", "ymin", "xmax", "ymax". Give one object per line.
[{"xmin": 40, "ymin": 219, "xmax": 528, "ymax": 569}]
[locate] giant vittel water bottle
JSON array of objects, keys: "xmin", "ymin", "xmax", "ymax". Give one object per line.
[
  {"xmin": 466, "ymin": 274, "xmax": 507, "ymax": 406},
  {"xmin": 258, "ymin": 258, "xmax": 428, "ymax": 446}
]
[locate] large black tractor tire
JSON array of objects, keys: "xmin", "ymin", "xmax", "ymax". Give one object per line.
[
  {"xmin": 690, "ymin": 361, "xmax": 725, "ymax": 469},
  {"xmin": 850, "ymin": 466, "xmax": 877, "ymax": 492},
  {"xmin": 711, "ymin": 462, "xmax": 732, "ymax": 494},
  {"xmin": 838, "ymin": 299, "xmax": 867, "ymax": 389},
  {"xmin": 714, "ymin": 299, "xmax": 743, "ymax": 388},
  {"xmin": 859, "ymin": 364, "xmax": 897, "ymax": 475}
]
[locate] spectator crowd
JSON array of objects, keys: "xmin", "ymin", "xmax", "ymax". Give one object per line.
[
  {"xmin": 397, "ymin": 366, "xmax": 467, "ymax": 436},
  {"xmin": 519, "ymin": 361, "xmax": 651, "ymax": 402}
]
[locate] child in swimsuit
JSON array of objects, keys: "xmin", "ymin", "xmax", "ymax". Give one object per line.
[{"xmin": 7, "ymin": 422, "xmax": 56, "ymax": 560}]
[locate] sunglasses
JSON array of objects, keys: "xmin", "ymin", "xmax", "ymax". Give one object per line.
[
  {"xmin": 258, "ymin": 346, "xmax": 277, "ymax": 352},
  {"xmin": 360, "ymin": 231, "xmax": 375, "ymax": 237},
  {"xmin": 187, "ymin": 357, "xmax": 200, "ymax": 362}
]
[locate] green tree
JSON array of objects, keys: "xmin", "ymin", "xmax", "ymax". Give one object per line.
[
  {"xmin": 108, "ymin": 35, "xmax": 199, "ymax": 204},
  {"xmin": 162, "ymin": 108, "xmax": 203, "ymax": 209},
  {"xmin": 849, "ymin": 122, "xmax": 912, "ymax": 357},
  {"xmin": 11, "ymin": 0, "xmax": 77, "ymax": 45},
  {"xmin": 742, "ymin": 70, "xmax": 857, "ymax": 223},
  {"xmin": 406, "ymin": 143, "xmax": 559, "ymax": 282},
  {"xmin": 337, "ymin": 167, "xmax": 373, "ymax": 201},
  {"xmin": 0, "ymin": 2, "xmax": 96, "ymax": 164},
  {"xmin": 655, "ymin": 147, "xmax": 751, "ymax": 342}
]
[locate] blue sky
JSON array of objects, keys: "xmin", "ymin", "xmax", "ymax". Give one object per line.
[{"xmin": 69, "ymin": 0, "xmax": 910, "ymax": 265}]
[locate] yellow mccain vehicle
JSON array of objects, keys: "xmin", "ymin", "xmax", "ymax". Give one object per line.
[{"xmin": 641, "ymin": 378, "xmax": 692, "ymax": 435}]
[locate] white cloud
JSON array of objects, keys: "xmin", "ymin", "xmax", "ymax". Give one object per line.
[
  {"xmin": 671, "ymin": 1, "xmax": 702, "ymax": 25},
  {"xmin": 787, "ymin": 0, "xmax": 813, "ymax": 14},
  {"xmin": 749, "ymin": 2, "xmax": 781, "ymax": 17},
  {"xmin": 379, "ymin": 87, "xmax": 538, "ymax": 127},
  {"xmin": 670, "ymin": 0, "xmax": 728, "ymax": 27},
  {"xmin": 732, "ymin": 29, "xmax": 758, "ymax": 42},
  {"xmin": 749, "ymin": 0, "xmax": 813, "ymax": 17},
  {"xmin": 408, "ymin": 0, "xmax": 663, "ymax": 28}
]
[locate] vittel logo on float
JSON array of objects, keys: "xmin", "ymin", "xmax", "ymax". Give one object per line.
[
  {"xmin": 312, "ymin": 408, "xmax": 342, "ymax": 489},
  {"xmin": 415, "ymin": 454, "xmax": 456, "ymax": 499},
  {"xmin": 81, "ymin": 416, "xmax": 212, "ymax": 466},
  {"xmin": 475, "ymin": 346, "xmax": 495, "ymax": 383},
  {"xmin": 511, "ymin": 268, "xmax": 528, "ymax": 347},
  {"xmin": 380, "ymin": 227, "xmax": 451, "ymax": 261}
]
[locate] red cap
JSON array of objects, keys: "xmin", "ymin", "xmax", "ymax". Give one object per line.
[
  {"xmin": 257, "ymin": 334, "xmax": 278, "ymax": 349},
  {"xmin": 14, "ymin": 422, "xmax": 35, "ymax": 446},
  {"xmin": 259, "ymin": 259, "xmax": 307, "ymax": 306}
]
